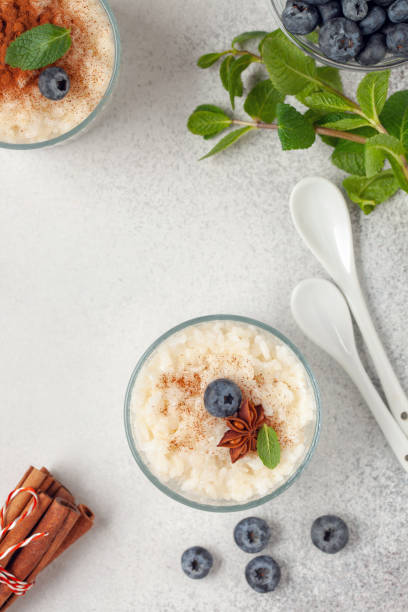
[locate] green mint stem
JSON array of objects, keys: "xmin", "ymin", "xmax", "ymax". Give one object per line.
[
  {"xmin": 231, "ymin": 119, "xmax": 368, "ymax": 144},
  {"xmin": 229, "ymin": 48, "xmax": 262, "ymax": 62}
]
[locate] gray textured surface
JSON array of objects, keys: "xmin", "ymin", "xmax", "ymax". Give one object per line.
[{"xmin": 1, "ymin": 1, "xmax": 408, "ymax": 610}]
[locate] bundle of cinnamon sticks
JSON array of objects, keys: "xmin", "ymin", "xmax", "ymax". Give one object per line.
[{"xmin": 0, "ymin": 466, "xmax": 94, "ymax": 609}]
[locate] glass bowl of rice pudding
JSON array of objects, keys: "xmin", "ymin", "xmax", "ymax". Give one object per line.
[
  {"xmin": 0, "ymin": 0, "xmax": 120, "ymax": 149},
  {"xmin": 124, "ymin": 315, "xmax": 321, "ymax": 512}
]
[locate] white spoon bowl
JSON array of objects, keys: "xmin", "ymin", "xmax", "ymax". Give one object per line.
[
  {"xmin": 290, "ymin": 176, "xmax": 408, "ymax": 437},
  {"xmin": 291, "ymin": 278, "xmax": 408, "ymax": 472}
]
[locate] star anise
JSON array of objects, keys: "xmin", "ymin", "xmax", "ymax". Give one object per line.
[{"xmin": 217, "ymin": 399, "xmax": 265, "ymax": 463}]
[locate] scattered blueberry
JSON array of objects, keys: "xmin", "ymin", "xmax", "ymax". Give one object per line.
[
  {"xmin": 234, "ymin": 517, "xmax": 270, "ymax": 554},
  {"xmin": 181, "ymin": 546, "xmax": 213, "ymax": 579},
  {"xmin": 359, "ymin": 5, "xmax": 386, "ymax": 34},
  {"xmin": 386, "ymin": 22, "xmax": 408, "ymax": 52},
  {"xmin": 342, "ymin": 0, "xmax": 368, "ymax": 21},
  {"xmin": 319, "ymin": 17, "xmax": 364, "ymax": 60},
  {"xmin": 38, "ymin": 67, "xmax": 70, "ymax": 101},
  {"xmin": 358, "ymin": 32, "xmax": 387, "ymax": 63},
  {"xmin": 245, "ymin": 556, "xmax": 281, "ymax": 593},
  {"xmin": 388, "ymin": 0, "xmax": 408, "ymax": 22},
  {"xmin": 282, "ymin": 0, "xmax": 320, "ymax": 34},
  {"xmin": 204, "ymin": 379, "xmax": 242, "ymax": 418},
  {"xmin": 319, "ymin": 0, "xmax": 342, "ymax": 21},
  {"xmin": 311, "ymin": 515, "xmax": 349, "ymax": 554}
]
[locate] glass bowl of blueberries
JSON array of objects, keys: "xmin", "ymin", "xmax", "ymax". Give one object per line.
[{"xmin": 270, "ymin": 0, "xmax": 408, "ymax": 69}]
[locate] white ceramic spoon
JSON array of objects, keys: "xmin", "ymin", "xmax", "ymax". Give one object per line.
[
  {"xmin": 291, "ymin": 278, "xmax": 408, "ymax": 472},
  {"xmin": 290, "ymin": 176, "xmax": 408, "ymax": 437}
]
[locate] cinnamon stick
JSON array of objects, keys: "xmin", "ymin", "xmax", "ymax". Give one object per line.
[
  {"xmin": 2, "ymin": 500, "xmax": 80, "ymax": 611},
  {"xmin": 6, "ymin": 469, "xmax": 49, "ymax": 523},
  {"xmin": 53, "ymin": 486, "xmax": 75, "ymax": 504},
  {"xmin": 51, "ymin": 504, "xmax": 95, "ymax": 562},
  {"xmin": 0, "ymin": 498, "xmax": 73, "ymax": 607},
  {"xmin": 0, "ymin": 467, "xmax": 94, "ymax": 609},
  {"xmin": 0, "ymin": 492, "xmax": 52, "ymax": 569}
]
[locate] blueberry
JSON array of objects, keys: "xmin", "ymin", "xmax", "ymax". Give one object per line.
[
  {"xmin": 342, "ymin": 0, "xmax": 369, "ymax": 21},
  {"xmin": 181, "ymin": 546, "xmax": 213, "ymax": 579},
  {"xmin": 38, "ymin": 67, "xmax": 70, "ymax": 101},
  {"xmin": 319, "ymin": 18, "xmax": 364, "ymax": 60},
  {"xmin": 388, "ymin": 0, "xmax": 408, "ymax": 22},
  {"xmin": 204, "ymin": 379, "xmax": 242, "ymax": 418},
  {"xmin": 319, "ymin": 0, "xmax": 342, "ymax": 21},
  {"xmin": 245, "ymin": 556, "xmax": 281, "ymax": 593},
  {"xmin": 234, "ymin": 517, "xmax": 270, "ymax": 553},
  {"xmin": 358, "ymin": 32, "xmax": 387, "ymax": 63},
  {"xmin": 359, "ymin": 5, "xmax": 386, "ymax": 34},
  {"xmin": 282, "ymin": 0, "xmax": 320, "ymax": 34},
  {"xmin": 311, "ymin": 515, "xmax": 349, "ymax": 554},
  {"xmin": 374, "ymin": 0, "xmax": 394, "ymax": 6},
  {"xmin": 386, "ymin": 22, "xmax": 408, "ymax": 53}
]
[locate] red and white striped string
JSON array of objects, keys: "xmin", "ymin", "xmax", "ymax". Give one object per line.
[{"xmin": 0, "ymin": 487, "xmax": 48, "ymax": 596}]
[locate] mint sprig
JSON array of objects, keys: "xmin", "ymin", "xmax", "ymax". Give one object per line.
[
  {"xmin": 6, "ymin": 24, "xmax": 71, "ymax": 71},
  {"xmin": 257, "ymin": 425, "xmax": 281, "ymax": 470},
  {"xmin": 187, "ymin": 28, "xmax": 408, "ymax": 213}
]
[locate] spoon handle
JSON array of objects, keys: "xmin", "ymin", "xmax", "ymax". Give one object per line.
[
  {"xmin": 344, "ymin": 355, "xmax": 408, "ymax": 473},
  {"xmin": 345, "ymin": 280, "xmax": 408, "ymax": 438}
]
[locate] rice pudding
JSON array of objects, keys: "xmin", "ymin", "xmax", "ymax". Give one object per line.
[
  {"xmin": 129, "ymin": 318, "xmax": 319, "ymax": 505},
  {"xmin": 0, "ymin": 0, "xmax": 116, "ymax": 144}
]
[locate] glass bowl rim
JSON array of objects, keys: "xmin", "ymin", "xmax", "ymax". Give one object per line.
[
  {"xmin": 124, "ymin": 314, "xmax": 321, "ymax": 513},
  {"xmin": 269, "ymin": 0, "xmax": 408, "ymax": 72},
  {"xmin": 0, "ymin": 0, "xmax": 121, "ymax": 150}
]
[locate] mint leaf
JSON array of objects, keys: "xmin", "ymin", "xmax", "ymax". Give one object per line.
[
  {"xmin": 380, "ymin": 90, "xmax": 408, "ymax": 138},
  {"xmin": 220, "ymin": 56, "xmax": 234, "ymax": 91},
  {"xmin": 356, "ymin": 71, "xmax": 390, "ymax": 123},
  {"xmin": 244, "ymin": 79, "xmax": 284, "ymax": 123},
  {"xmin": 277, "ymin": 103, "xmax": 315, "ymax": 150},
  {"xmin": 364, "ymin": 145, "xmax": 385, "ymax": 177},
  {"xmin": 257, "ymin": 425, "xmax": 281, "ymax": 470},
  {"xmin": 332, "ymin": 141, "xmax": 366, "ymax": 175},
  {"xmin": 187, "ymin": 109, "xmax": 232, "ymax": 137},
  {"xmin": 304, "ymin": 92, "xmax": 357, "ymax": 114},
  {"xmin": 296, "ymin": 66, "xmax": 343, "ymax": 106},
  {"xmin": 200, "ymin": 126, "xmax": 254, "ymax": 160},
  {"xmin": 400, "ymin": 106, "xmax": 408, "ymax": 155},
  {"xmin": 191, "ymin": 105, "xmax": 231, "ymax": 139},
  {"xmin": 316, "ymin": 66, "xmax": 343, "ymax": 93},
  {"xmin": 365, "ymin": 133, "xmax": 408, "ymax": 191},
  {"xmin": 232, "ymin": 31, "xmax": 268, "ymax": 48},
  {"xmin": 194, "ymin": 104, "xmax": 226, "ymax": 113},
  {"xmin": 343, "ymin": 170, "xmax": 399, "ymax": 214},
  {"xmin": 318, "ymin": 113, "xmax": 370, "ymax": 131},
  {"xmin": 220, "ymin": 55, "xmax": 252, "ymax": 109},
  {"xmin": 262, "ymin": 30, "xmax": 317, "ymax": 95},
  {"xmin": 197, "ymin": 52, "xmax": 225, "ymax": 69},
  {"xmin": 6, "ymin": 24, "xmax": 71, "ymax": 70}
]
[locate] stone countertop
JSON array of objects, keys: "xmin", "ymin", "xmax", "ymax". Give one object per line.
[{"xmin": 0, "ymin": 1, "xmax": 407, "ymax": 610}]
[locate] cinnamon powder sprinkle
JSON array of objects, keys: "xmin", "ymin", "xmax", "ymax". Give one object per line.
[
  {"xmin": 159, "ymin": 373, "xmax": 202, "ymax": 398},
  {"xmin": 158, "ymin": 369, "xmax": 292, "ymax": 454},
  {"xmin": 253, "ymin": 373, "xmax": 265, "ymax": 386},
  {"xmin": 0, "ymin": 0, "xmax": 87, "ymax": 102}
]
